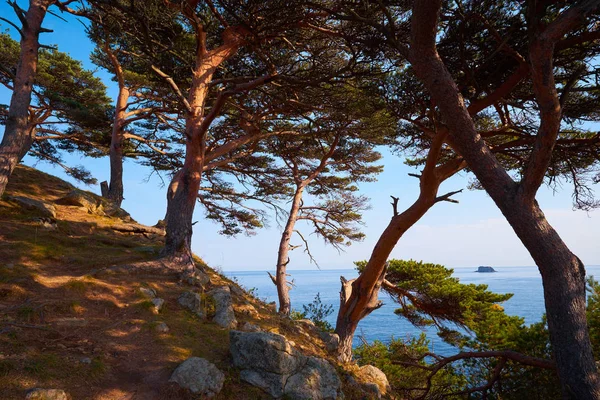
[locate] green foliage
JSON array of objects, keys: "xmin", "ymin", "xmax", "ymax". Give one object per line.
[
  {"xmin": 301, "ymin": 293, "xmax": 334, "ymax": 332},
  {"xmin": 357, "ymin": 259, "xmax": 514, "ymax": 342},
  {"xmin": 354, "ymin": 334, "xmax": 468, "ymax": 399}
]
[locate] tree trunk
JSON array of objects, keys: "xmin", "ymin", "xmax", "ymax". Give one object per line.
[
  {"xmin": 502, "ymin": 200, "xmax": 599, "ymax": 399},
  {"xmin": 334, "ymin": 193, "xmax": 435, "ymax": 362},
  {"xmin": 0, "ymin": 0, "xmax": 49, "ymax": 196},
  {"xmin": 162, "ymin": 134, "xmax": 203, "ymax": 265},
  {"xmin": 275, "ymin": 185, "xmax": 304, "ymax": 315},
  {"xmin": 408, "ymin": 2, "xmax": 600, "ymax": 397},
  {"xmin": 106, "ymin": 85, "xmax": 130, "ymax": 207}
]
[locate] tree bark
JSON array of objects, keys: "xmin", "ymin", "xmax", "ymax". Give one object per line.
[
  {"xmin": 335, "ymin": 193, "xmax": 435, "ymax": 362},
  {"xmin": 409, "ymin": 1, "xmax": 600, "ymax": 397},
  {"xmin": 162, "ymin": 131, "xmax": 203, "ymax": 265},
  {"xmin": 334, "ymin": 141, "xmax": 464, "ymax": 361},
  {"xmin": 275, "ymin": 185, "xmax": 304, "ymax": 315},
  {"xmin": 0, "ymin": 0, "xmax": 49, "ymax": 196},
  {"xmin": 106, "ymin": 85, "xmax": 130, "ymax": 207}
]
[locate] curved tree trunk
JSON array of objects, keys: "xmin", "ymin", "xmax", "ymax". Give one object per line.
[
  {"xmin": 106, "ymin": 85, "xmax": 130, "ymax": 207},
  {"xmin": 335, "ymin": 194, "xmax": 435, "ymax": 362},
  {"xmin": 503, "ymin": 200, "xmax": 598, "ymax": 399},
  {"xmin": 409, "ymin": 1, "xmax": 600, "ymax": 397},
  {"xmin": 274, "ymin": 185, "xmax": 304, "ymax": 315},
  {"xmin": 0, "ymin": 0, "xmax": 49, "ymax": 196}
]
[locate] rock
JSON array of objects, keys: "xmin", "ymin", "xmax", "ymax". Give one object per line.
[
  {"xmin": 230, "ymin": 331, "xmax": 306, "ymax": 376},
  {"xmin": 297, "ymin": 319, "xmax": 316, "ymax": 330},
  {"xmin": 183, "ymin": 268, "xmax": 210, "ymax": 288},
  {"xmin": 239, "ymin": 322, "xmax": 261, "ymax": 332},
  {"xmin": 9, "ymin": 196, "xmax": 56, "ymax": 218},
  {"xmin": 139, "ymin": 287, "xmax": 157, "ymax": 298},
  {"xmin": 230, "ymin": 331, "xmax": 342, "ymax": 399},
  {"xmin": 102, "ymin": 203, "xmax": 133, "ymax": 222},
  {"xmin": 229, "ymin": 284, "xmax": 245, "ymax": 297},
  {"xmin": 476, "ymin": 266, "xmax": 496, "ymax": 273},
  {"xmin": 151, "ymin": 298, "xmax": 165, "ymax": 313},
  {"xmin": 155, "ymin": 322, "xmax": 169, "ymax": 333},
  {"xmin": 55, "ymin": 190, "xmax": 99, "ymax": 213},
  {"xmin": 319, "ymin": 331, "xmax": 340, "ymax": 352},
  {"xmin": 284, "ymin": 357, "xmax": 342, "ymax": 400},
  {"xmin": 354, "ymin": 365, "xmax": 391, "ymax": 399},
  {"xmin": 79, "ymin": 357, "xmax": 92, "ymax": 365},
  {"xmin": 209, "ymin": 286, "xmax": 237, "ymax": 329},
  {"xmin": 178, "ymin": 291, "xmax": 206, "ymax": 319},
  {"xmin": 25, "ymin": 388, "xmax": 69, "ymax": 400},
  {"xmin": 267, "ymin": 302, "xmax": 277, "ymax": 312},
  {"xmin": 169, "ymin": 357, "xmax": 225, "ymax": 398},
  {"xmin": 35, "ymin": 217, "xmax": 57, "ymax": 230}
]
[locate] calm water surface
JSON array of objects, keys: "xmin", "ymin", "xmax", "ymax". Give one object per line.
[{"xmin": 225, "ymin": 265, "xmax": 600, "ymax": 355}]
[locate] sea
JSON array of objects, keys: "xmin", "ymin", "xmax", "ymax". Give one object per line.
[{"xmin": 226, "ymin": 265, "xmax": 600, "ymax": 355}]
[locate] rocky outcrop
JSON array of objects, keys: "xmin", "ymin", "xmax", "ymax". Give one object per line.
[
  {"xmin": 169, "ymin": 357, "xmax": 225, "ymax": 398},
  {"xmin": 319, "ymin": 331, "xmax": 341, "ymax": 353},
  {"xmin": 178, "ymin": 291, "xmax": 206, "ymax": 319},
  {"xmin": 25, "ymin": 388, "xmax": 69, "ymax": 400},
  {"xmin": 209, "ymin": 286, "xmax": 237, "ymax": 328},
  {"xmin": 8, "ymin": 196, "xmax": 56, "ymax": 218},
  {"xmin": 230, "ymin": 331, "xmax": 342, "ymax": 399},
  {"xmin": 55, "ymin": 190, "xmax": 98, "ymax": 213},
  {"xmin": 354, "ymin": 365, "xmax": 391, "ymax": 399}
]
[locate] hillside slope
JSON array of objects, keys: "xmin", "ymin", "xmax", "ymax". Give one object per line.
[{"xmin": 0, "ymin": 166, "xmax": 380, "ymax": 400}]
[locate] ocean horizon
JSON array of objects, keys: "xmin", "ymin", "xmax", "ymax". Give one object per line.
[{"xmin": 226, "ymin": 265, "xmax": 600, "ymax": 355}]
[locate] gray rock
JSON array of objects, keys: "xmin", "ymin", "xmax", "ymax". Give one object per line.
[
  {"xmin": 151, "ymin": 298, "xmax": 165, "ymax": 313},
  {"xmin": 267, "ymin": 302, "xmax": 277, "ymax": 312},
  {"xmin": 239, "ymin": 322, "xmax": 261, "ymax": 332},
  {"xmin": 36, "ymin": 217, "xmax": 57, "ymax": 230},
  {"xmin": 178, "ymin": 291, "xmax": 206, "ymax": 319},
  {"xmin": 319, "ymin": 331, "xmax": 340, "ymax": 352},
  {"xmin": 169, "ymin": 357, "xmax": 224, "ymax": 398},
  {"xmin": 79, "ymin": 357, "xmax": 92, "ymax": 365},
  {"xmin": 139, "ymin": 287, "xmax": 157, "ymax": 298},
  {"xmin": 354, "ymin": 365, "xmax": 391, "ymax": 398},
  {"xmin": 240, "ymin": 369, "xmax": 287, "ymax": 398},
  {"xmin": 155, "ymin": 322, "xmax": 169, "ymax": 333},
  {"xmin": 55, "ymin": 190, "xmax": 99, "ymax": 213},
  {"xmin": 284, "ymin": 357, "xmax": 342, "ymax": 400},
  {"xmin": 230, "ymin": 331, "xmax": 343, "ymax": 399},
  {"xmin": 229, "ymin": 284, "xmax": 245, "ymax": 297},
  {"xmin": 236, "ymin": 303, "xmax": 259, "ymax": 317},
  {"xmin": 230, "ymin": 331, "xmax": 306, "ymax": 376},
  {"xmin": 209, "ymin": 286, "xmax": 237, "ymax": 329},
  {"xmin": 9, "ymin": 196, "xmax": 56, "ymax": 218},
  {"xmin": 183, "ymin": 268, "xmax": 210, "ymax": 288},
  {"xmin": 25, "ymin": 388, "xmax": 69, "ymax": 400}
]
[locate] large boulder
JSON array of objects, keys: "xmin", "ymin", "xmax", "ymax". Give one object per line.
[
  {"xmin": 284, "ymin": 357, "xmax": 342, "ymax": 400},
  {"xmin": 55, "ymin": 189, "xmax": 99, "ymax": 213},
  {"xmin": 178, "ymin": 291, "xmax": 206, "ymax": 319},
  {"xmin": 169, "ymin": 357, "xmax": 224, "ymax": 398},
  {"xmin": 230, "ymin": 331, "xmax": 342, "ymax": 399},
  {"xmin": 25, "ymin": 388, "xmax": 69, "ymax": 400},
  {"xmin": 9, "ymin": 196, "xmax": 56, "ymax": 218},
  {"xmin": 209, "ymin": 286, "xmax": 237, "ymax": 328},
  {"xmin": 354, "ymin": 365, "xmax": 391, "ymax": 399}
]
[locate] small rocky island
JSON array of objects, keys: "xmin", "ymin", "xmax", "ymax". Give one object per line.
[{"xmin": 476, "ymin": 266, "xmax": 497, "ymax": 273}]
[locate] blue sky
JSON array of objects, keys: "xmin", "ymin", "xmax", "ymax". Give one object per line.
[{"xmin": 1, "ymin": 2, "xmax": 598, "ymax": 271}]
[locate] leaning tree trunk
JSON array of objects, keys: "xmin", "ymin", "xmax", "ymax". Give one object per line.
[
  {"xmin": 408, "ymin": 2, "xmax": 600, "ymax": 396},
  {"xmin": 274, "ymin": 185, "xmax": 304, "ymax": 315},
  {"xmin": 503, "ymin": 200, "xmax": 599, "ymax": 399},
  {"xmin": 0, "ymin": 0, "xmax": 48, "ymax": 196},
  {"xmin": 106, "ymin": 85, "xmax": 130, "ymax": 207},
  {"xmin": 335, "ymin": 194, "xmax": 436, "ymax": 362}
]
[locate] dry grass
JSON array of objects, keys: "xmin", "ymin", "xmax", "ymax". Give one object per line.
[{"xmin": 0, "ymin": 166, "xmax": 348, "ymax": 400}]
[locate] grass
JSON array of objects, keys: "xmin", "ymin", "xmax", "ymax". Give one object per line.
[{"xmin": 0, "ymin": 165, "xmax": 354, "ymax": 400}]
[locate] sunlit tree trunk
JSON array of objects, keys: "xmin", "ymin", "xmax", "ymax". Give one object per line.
[
  {"xmin": 275, "ymin": 185, "xmax": 304, "ymax": 315},
  {"xmin": 0, "ymin": 0, "xmax": 49, "ymax": 196}
]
